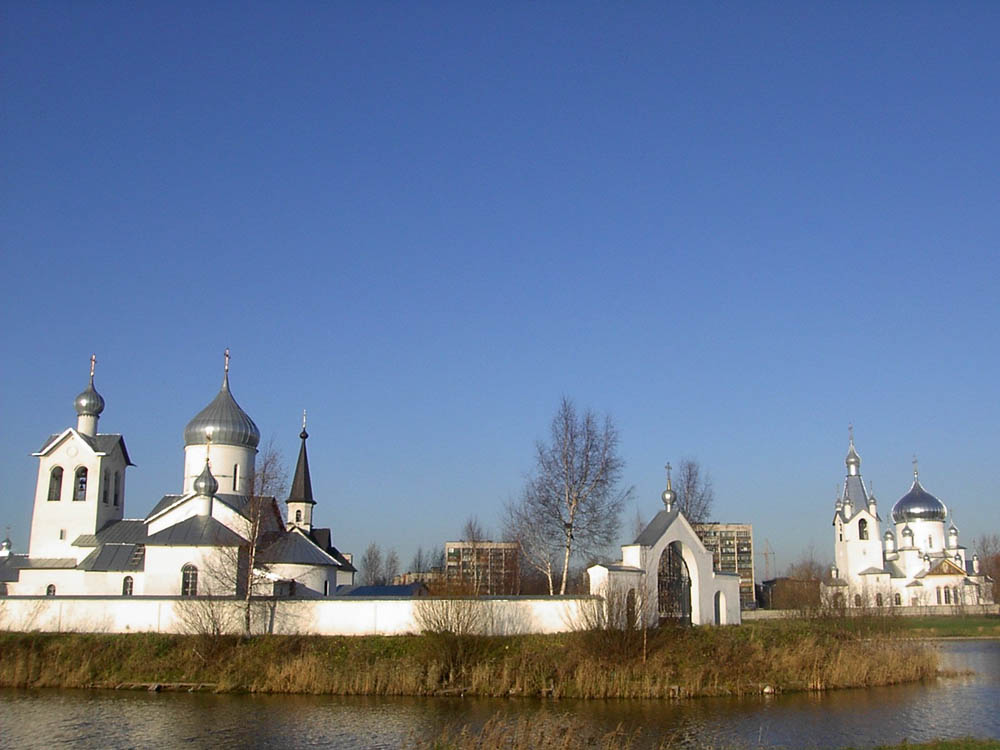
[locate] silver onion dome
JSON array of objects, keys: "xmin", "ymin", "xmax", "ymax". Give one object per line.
[
  {"xmin": 891, "ymin": 479, "xmax": 947, "ymax": 524},
  {"xmin": 193, "ymin": 461, "xmax": 219, "ymax": 497},
  {"xmin": 74, "ymin": 380, "xmax": 105, "ymax": 417},
  {"xmin": 184, "ymin": 366, "xmax": 260, "ymax": 449},
  {"xmin": 845, "ymin": 441, "xmax": 861, "ymax": 470}
]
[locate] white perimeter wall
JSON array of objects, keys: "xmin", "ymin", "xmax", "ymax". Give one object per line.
[{"xmin": 0, "ymin": 596, "xmax": 598, "ymax": 636}]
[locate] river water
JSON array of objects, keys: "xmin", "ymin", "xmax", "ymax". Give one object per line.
[{"xmin": 0, "ymin": 640, "xmax": 996, "ymax": 749}]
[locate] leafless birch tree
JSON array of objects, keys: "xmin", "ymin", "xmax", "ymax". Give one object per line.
[
  {"xmin": 673, "ymin": 458, "xmax": 714, "ymax": 524},
  {"xmin": 510, "ymin": 398, "xmax": 633, "ymax": 595}
]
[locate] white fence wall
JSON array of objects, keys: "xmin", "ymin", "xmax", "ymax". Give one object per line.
[{"xmin": 0, "ymin": 595, "xmax": 599, "ymax": 636}]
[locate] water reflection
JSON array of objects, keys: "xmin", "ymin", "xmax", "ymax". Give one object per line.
[{"xmin": 0, "ymin": 640, "xmax": 996, "ymax": 750}]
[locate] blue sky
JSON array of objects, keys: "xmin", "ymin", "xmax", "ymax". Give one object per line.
[{"xmin": 2, "ymin": 3, "xmax": 998, "ymax": 576}]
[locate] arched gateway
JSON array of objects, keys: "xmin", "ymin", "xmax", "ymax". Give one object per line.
[{"xmin": 588, "ymin": 466, "xmax": 741, "ymax": 627}]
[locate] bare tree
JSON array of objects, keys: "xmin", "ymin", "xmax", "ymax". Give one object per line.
[
  {"xmin": 673, "ymin": 458, "xmax": 714, "ymax": 524},
  {"xmin": 504, "ymin": 495, "xmax": 559, "ymax": 594},
  {"xmin": 785, "ymin": 545, "xmax": 828, "ymax": 581},
  {"xmin": 974, "ymin": 534, "xmax": 1000, "ymax": 602},
  {"xmin": 384, "ymin": 548, "xmax": 400, "ymax": 584},
  {"xmin": 410, "ymin": 546, "xmax": 428, "ymax": 575},
  {"xmin": 462, "ymin": 515, "xmax": 487, "ymax": 595},
  {"xmin": 360, "ymin": 542, "xmax": 383, "ymax": 586},
  {"xmin": 201, "ymin": 438, "xmax": 287, "ymax": 636},
  {"xmin": 513, "ymin": 398, "xmax": 633, "ymax": 595}
]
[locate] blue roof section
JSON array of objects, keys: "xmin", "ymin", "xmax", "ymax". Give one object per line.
[
  {"xmin": 335, "ymin": 583, "xmax": 428, "ymax": 597},
  {"xmin": 634, "ymin": 508, "xmax": 680, "ymax": 546},
  {"xmin": 146, "ymin": 516, "xmax": 244, "ymax": 547}
]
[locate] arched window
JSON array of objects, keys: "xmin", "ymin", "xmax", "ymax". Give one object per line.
[
  {"xmin": 122, "ymin": 576, "xmax": 133, "ymax": 596},
  {"xmin": 854, "ymin": 594, "xmax": 862, "ymax": 607},
  {"xmin": 73, "ymin": 467, "xmax": 88, "ymax": 501},
  {"xmin": 875, "ymin": 593, "xmax": 883, "ymax": 607},
  {"xmin": 48, "ymin": 467, "xmax": 63, "ymax": 501},
  {"xmin": 944, "ymin": 587, "xmax": 951, "ymax": 604},
  {"xmin": 894, "ymin": 592, "xmax": 902, "ymax": 606},
  {"xmin": 233, "ymin": 463, "xmax": 239, "ymax": 492},
  {"xmin": 113, "ymin": 472, "xmax": 120, "ymax": 507},
  {"xmin": 102, "ymin": 471, "xmax": 109, "ymax": 504},
  {"xmin": 858, "ymin": 519, "xmax": 868, "ymax": 540},
  {"xmin": 46, "ymin": 584, "xmax": 56, "ymax": 596},
  {"xmin": 295, "ymin": 509, "xmax": 302, "ymax": 523},
  {"xmin": 936, "ymin": 587, "xmax": 942, "ymax": 604},
  {"xmin": 953, "ymin": 587, "xmax": 960, "ymax": 605},
  {"xmin": 181, "ymin": 564, "xmax": 198, "ymax": 597}
]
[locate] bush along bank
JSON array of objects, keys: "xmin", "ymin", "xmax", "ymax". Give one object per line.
[{"xmin": 0, "ymin": 618, "xmax": 937, "ymax": 699}]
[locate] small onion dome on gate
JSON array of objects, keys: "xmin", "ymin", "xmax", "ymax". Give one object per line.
[
  {"xmin": 193, "ymin": 460, "xmax": 219, "ymax": 497},
  {"xmin": 891, "ymin": 478, "xmax": 947, "ymax": 524},
  {"xmin": 183, "ymin": 353, "xmax": 260, "ymax": 449}
]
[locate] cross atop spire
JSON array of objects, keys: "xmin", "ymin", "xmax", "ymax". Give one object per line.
[
  {"xmin": 224, "ymin": 348, "xmax": 230, "ymax": 373},
  {"xmin": 848, "ymin": 423, "xmax": 854, "ymax": 444},
  {"xmin": 664, "ymin": 461, "xmax": 673, "ymax": 489},
  {"xmin": 89, "ymin": 354, "xmax": 96, "ymax": 381},
  {"xmin": 912, "ymin": 455, "xmax": 919, "ymax": 479}
]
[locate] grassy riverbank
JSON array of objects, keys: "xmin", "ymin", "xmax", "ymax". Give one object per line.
[{"xmin": 0, "ymin": 616, "xmax": 936, "ymax": 698}]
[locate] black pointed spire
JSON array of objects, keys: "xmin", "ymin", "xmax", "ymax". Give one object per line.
[{"xmin": 287, "ymin": 413, "xmax": 315, "ymax": 506}]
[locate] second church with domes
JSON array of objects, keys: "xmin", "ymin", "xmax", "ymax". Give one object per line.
[
  {"xmin": 1, "ymin": 353, "xmax": 355, "ymax": 599},
  {"xmin": 822, "ymin": 434, "xmax": 992, "ymax": 609}
]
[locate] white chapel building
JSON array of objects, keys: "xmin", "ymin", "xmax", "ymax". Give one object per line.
[
  {"xmin": 0, "ymin": 355, "xmax": 355, "ymax": 598},
  {"xmin": 822, "ymin": 436, "xmax": 993, "ymax": 609}
]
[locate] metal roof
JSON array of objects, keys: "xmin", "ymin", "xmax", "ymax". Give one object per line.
[
  {"xmin": 77, "ymin": 544, "xmax": 145, "ymax": 572},
  {"xmin": 257, "ymin": 531, "xmax": 338, "ymax": 567},
  {"xmin": 335, "ymin": 583, "xmax": 428, "ymax": 598},
  {"xmin": 183, "ymin": 372, "xmax": 260, "ymax": 449},
  {"xmin": 633, "ymin": 508, "xmax": 680, "ymax": 546},
  {"xmin": 891, "ymin": 479, "xmax": 947, "ymax": 523},
  {"xmin": 842, "ymin": 475, "xmax": 869, "ymax": 509},
  {"xmin": 36, "ymin": 431, "xmax": 134, "ymax": 466},
  {"xmin": 73, "ymin": 519, "xmax": 148, "ymax": 547},
  {"xmin": 145, "ymin": 516, "xmax": 244, "ymax": 547},
  {"xmin": 287, "ymin": 429, "xmax": 315, "ymax": 505}
]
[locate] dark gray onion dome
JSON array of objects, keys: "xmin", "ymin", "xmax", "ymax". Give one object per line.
[
  {"xmin": 74, "ymin": 378, "xmax": 105, "ymax": 417},
  {"xmin": 193, "ymin": 461, "xmax": 219, "ymax": 497},
  {"xmin": 891, "ymin": 479, "xmax": 947, "ymax": 523},
  {"xmin": 183, "ymin": 372, "xmax": 260, "ymax": 449}
]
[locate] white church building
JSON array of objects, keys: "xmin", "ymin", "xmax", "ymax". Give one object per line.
[
  {"xmin": 822, "ymin": 435, "xmax": 993, "ymax": 609},
  {"xmin": 0, "ymin": 354, "xmax": 356, "ymax": 600}
]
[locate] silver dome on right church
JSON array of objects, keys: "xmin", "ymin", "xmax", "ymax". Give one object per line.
[{"xmin": 891, "ymin": 467, "xmax": 947, "ymax": 524}]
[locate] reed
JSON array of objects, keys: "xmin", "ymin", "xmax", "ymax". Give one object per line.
[{"xmin": 0, "ymin": 617, "xmax": 937, "ymax": 698}]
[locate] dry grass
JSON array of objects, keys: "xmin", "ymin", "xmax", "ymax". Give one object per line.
[{"xmin": 0, "ymin": 617, "xmax": 937, "ymax": 698}]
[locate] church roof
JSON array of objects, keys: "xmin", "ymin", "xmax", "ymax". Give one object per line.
[
  {"xmin": 35, "ymin": 431, "xmax": 134, "ymax": 466},
  {"xmin": 73, "ymin": 519, "xmax": 148, "ymax": 547},
  {"xmin": 308, "ymin": 528, "xmax": 357, "ymax": 572},
  {"xmin": 841, "ymin": 475, "xmax": 869, "ymax": 510},
  {"xmin": 0, "ymin": 555, "xmax": 31, "ymax": 582},
  {"xmin": 257, "ymin": 529, "xmax": 339, "ymax": 567},
  {"xmin": 634, "ymin": 508, "xmax": 681, "ymax": 546},
  {"xmin": 145, "ymin": 493, "xmax": 273, "ymax": 521},
  {"xmin": 146, "ymin": 516, "xmax": 244, "ymax": 547},
  {"xmin": 858, "ymin": 566, "xmax": 887, "ymax": 576},
  {"xmin": 77, "ymin": 544, "xmax": 145, "ymax": 572},
  {"xmin": 183, "ymin": 365, "xmax": 260, "ymax": 449},
  {"xmin": 287, "ymin": 426, "xmax": 315, "ymax": 505}
]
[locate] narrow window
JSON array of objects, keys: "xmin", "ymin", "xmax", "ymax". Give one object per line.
[
  {"xmin": 233, "ymin": 463, "xmax": 239, "ymax": 492},
  {"xmin": 122, "ymin": 576, "xmax": 133, "ymax": 596},
  {"xmin": 74, "ymin": 467, "xmax": 88, "ymax": 501},
  {"xmin": 113, "ymin": 472, "xmax": 120, "ymax": 507},
  {"xmin": 324, "ymin": 580, "xmax": 330, "ymax": 596},
  {"xmin": 894, "ymin": 592, "xmax": 902, "ymax": 606},
  {"xmin": 295, "ymin": 509, "xmax": 302, "ymax": 523},
  {"xmin": 936, "ymin": 587, "xmax": 942, "ymax": 604},
  {"xmin": 928, "ymin": 536, "xmax": 933, "ymax": 549},
  {"xmin": 875, "ymin": 593, "xmax": 883, "ymax": 607},
  {"xmin": 953, "ymin": 587, "xmax": 960, "ymax": 605},
  {"xmin": 102, "ymin": 471, "xmax": 109, "ymax": 504},
  {"xmin": 46, "ymin": 584, "xmax": 56, "ymax": 596},
  {"xmin": 944, "ymin": 588, "xmax": 951, "ymax": 604},
  {"xmin": 858, "ymin": 519, "xmax": 868, "ymax": 540},
  {"xmin": 48, "ymin": 467, "xmax": 64, "ymax": 501},
  {"xmin": 181, "ymin": 564, "xmax": 198, "ymax": 597},
  {"xmin": 854, "ymin": 594, "xmax": 862, "ymax": 607},
  {"xmin": 58, "ymin": 529, "xmax": 66, "ymax": 541}
]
